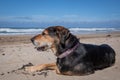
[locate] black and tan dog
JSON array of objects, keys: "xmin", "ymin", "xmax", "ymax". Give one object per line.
[{"xmin": 25, "ymin": 26, "xmax": 115, "ymax": 76}]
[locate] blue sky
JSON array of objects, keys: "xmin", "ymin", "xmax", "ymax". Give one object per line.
[{"xmin": 0, "ymin": 0, "xmax": 120, "ymax": 28}]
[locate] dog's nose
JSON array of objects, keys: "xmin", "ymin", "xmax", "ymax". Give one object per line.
[{"xmin": 31, "ymin": 38, "xmax": 34, "ymax": 43}]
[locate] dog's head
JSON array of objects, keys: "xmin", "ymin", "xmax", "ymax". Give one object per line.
[{"xmin": 31, "ymin": 26, "xmax": 71, "ymax": 52}]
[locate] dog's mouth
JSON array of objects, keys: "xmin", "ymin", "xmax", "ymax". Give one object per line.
[{"xmin": 35, "ymin": 45, "xmax": 49, "ymax": 51}]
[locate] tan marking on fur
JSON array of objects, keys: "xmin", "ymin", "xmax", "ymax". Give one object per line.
[
  {"xmin": 34, "ymin": 30, "xmax": 59, "ymax": 53},
  {"xmin": 25, "ymin": 63, "xmax": 61, "ymax": 74},
  {"xmin": 43, "ymin": 29, "xmax": 49, "ymax": 35}
]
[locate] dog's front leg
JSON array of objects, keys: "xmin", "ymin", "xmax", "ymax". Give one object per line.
[{"xmin": 25, "ymin": 63, "xmax": 57, "ymax": 72}]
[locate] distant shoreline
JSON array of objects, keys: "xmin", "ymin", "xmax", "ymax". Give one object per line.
[
  {"xmin": 0, "ymin": 27, "xmax": 120, "ymax": 35},
  {"xmin": 0, "ymin": 31, "xmax": 120, "ymax": 45}
]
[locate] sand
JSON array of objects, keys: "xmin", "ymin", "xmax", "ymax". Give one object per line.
[{"xmin": 0, "ymin": 32, "xmax": 120, "ymax": 80}]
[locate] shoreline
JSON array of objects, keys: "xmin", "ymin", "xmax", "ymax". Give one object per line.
[
  {"xmin": 1, "ymin": 27, "xmax": 120, "ymax": 35},
  {"xmin": 0, "ymin": 31, "xmax": 120, "ymax": 45}
]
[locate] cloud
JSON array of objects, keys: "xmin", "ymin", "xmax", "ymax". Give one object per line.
[
  {"xmin": 0, "ymin": 16, "xmax": 33, "ymax": 22},
  {"xmin": 0, "ymin": 15, "xmax": 97, "ymax": 23},
  {"xmin": 0, "ymin": 15, "xmax": 58, "ymax": 23},
  {"xmin": 14, "ymin": 16, "xmax": 33, "ymax": 20},
  {"xmin": 0, "ymin": 15, "xmax": 120, "ymax": 26},
  {"xmin": 0, "ymin": 16, "xmax": 120, "ymax": 28}
]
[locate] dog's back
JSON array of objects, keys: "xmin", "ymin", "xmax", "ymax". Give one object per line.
[
  {"xmin": 57, "ymin": 43, "xmax": 116, "ymax": 75},
  {"xmin": 82, "ymin": 43, "xmax": 115, "ymax": 70}
]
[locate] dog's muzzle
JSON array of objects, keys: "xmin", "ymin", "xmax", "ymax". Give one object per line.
[{"xmin": 31, "ymin": 38, "xmax": 50, "ymax": 51}]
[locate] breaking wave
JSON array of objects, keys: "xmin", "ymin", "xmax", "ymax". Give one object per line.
[{"xmin": 0, "ymin": 27, "xmax": 120, "ymax": 35}]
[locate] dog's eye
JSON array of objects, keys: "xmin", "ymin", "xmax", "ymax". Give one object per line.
[
  {"xmin": 42, "ymin": 32, "xmax": 49, "ymax": 36},
  {"xmin": 42, "ymin": 32, "xmax": 46, "ymax": 35}
]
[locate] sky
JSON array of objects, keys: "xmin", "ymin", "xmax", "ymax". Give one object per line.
[{"xmin": 0, "ymin": 0, "xmax": 120, "ymax": 28}]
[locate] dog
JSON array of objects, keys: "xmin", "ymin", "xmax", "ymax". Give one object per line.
[{"xmin": 25, "ymin": 26, "xmax": 116, "ymax": 76}]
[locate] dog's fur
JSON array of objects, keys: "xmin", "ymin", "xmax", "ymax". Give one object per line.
[{"xmin": 25, "ymin": 26, "xmax": 116, "ymax": 76}]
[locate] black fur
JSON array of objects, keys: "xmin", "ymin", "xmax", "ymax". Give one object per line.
[{"xmin": 47, "ymin": 26, "xmax": 116, "ymax": 75}]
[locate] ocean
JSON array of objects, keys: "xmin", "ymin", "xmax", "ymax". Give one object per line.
[{"xmin": 0, "ymin": 26, "xmax": 120, "ymax": 35}]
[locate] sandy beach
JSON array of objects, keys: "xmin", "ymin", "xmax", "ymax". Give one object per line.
[{"xmin": 0, "ymin": 32, "xmax": 120, "ymax": 80}]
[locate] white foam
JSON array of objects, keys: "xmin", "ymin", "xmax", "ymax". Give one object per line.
[
  {"xmin": 0, "ymin": 28, "xmax": 43, "ymax": 33},
  {"xmin": 0, "ymin": 27, "xmax": 119, "ymax": 35}
]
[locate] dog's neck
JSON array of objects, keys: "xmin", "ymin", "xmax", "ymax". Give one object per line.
[
  {"xmin": 58, "ymin": 42, "xmax": 79, "ymax": 58},
  {"xmin": 55, "ymin": 34, "xmax": 79, "ymax": 57}
]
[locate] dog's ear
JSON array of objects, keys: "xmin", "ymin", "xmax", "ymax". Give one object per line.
[{"xmin": 56, "ymin": 27, "xmax": 70, "ymax": 47}]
